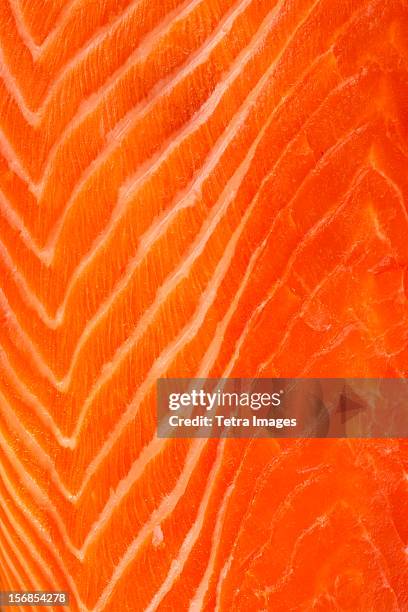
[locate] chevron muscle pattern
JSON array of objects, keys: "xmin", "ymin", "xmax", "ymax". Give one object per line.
[{"xmin": 0, "ymin": 1, "xmax": 407, "ymax": 610}]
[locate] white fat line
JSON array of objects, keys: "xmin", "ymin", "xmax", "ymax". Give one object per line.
[
  {"xmin": 0, "ymin": 0, "xmax": 205, "ymax": 209},
  {"xmin": 38, "ymin": 0, "xmax": 227, "ymax": 194},
  {"xmin": 0, "ymin": 460, "xmax": 85, "ymax": 609},
  {"xmin": 2, "ymin": 383, "xmax": 216, "ymax": 584},
  {"xmin": 0, "ymin": 289, "xmax": 58, "ymax": 385},
  {"xmin": 31, "ymin": 0, "xmax": 183, "ymax": 112},
  {"xmin": 0, "ymin": 528, "xmax": 29, "ymax": 591},
  {"xmin": 0, "ymin": 0, "xmax": 223, "ymax": 208},
  {"xmin": 39, "ymin": 0, "xmax": 138, "ymax": 59},
  {"xmin": 357, "ymin": 523, "xmax": 401, "ymax": 603},
  {"xmin": 22, "ymin": 0, "xmax": 78, "ymax": 54},
  {"xmin": 257, "ymin": 167, "xmax": 373, "ymax": 373},
  {"xmin": 298, "ymin": 325, "xmax": 356, "ymax": 377},
  {"xmin": 213, "ymin": 457, "xmax": 321, "ymax": 608},
  {"xmin": 0, "ymin": 189, "xmax": 45, "ymax": 260},
  {"xmin": 77, "ymin": 435, "xmax": 170, "ymax": 552},
  {"xmin": 0, "ymin": 0, "xmax": 147, "ymax": 123},
  {"xmin": 194, "ymin": 451, "xmax": 318, "ymax": 612},
  {"xmin": 188, "ymin": 447, "xmax": 262, "ymax": 611},
  {"xmin": 0, "ymin": 464, "xmax": 66, "ymax": 589},
  {"xmin": 223, "ymin": 126, "xmax": 372, "ymax": 377},
  {"xmin": 0, "ymin": 351, "xmax": 71, "ymax": 448},
  {"xmin": 371, "ymin": 165, "xmax": 408, "ymax": 226},
  {"xmin": 0, "ymin": 537, "xmax": 32, "ymax": 605},
  {"xmin": 0, "ymin": 536, "xmax": 27, "ymax": 592},
  {"xmin": 256, "ymin": 508, "xmax": 337, "ymax": 603},
  {"xmin": 0, "ymin": 517, "xmax": 41, "ymax": 590},
  {"xmin": 41, "ymin": 0, "xmax": 278, "ymax": 262},
  {"xmin": 0, "ymin": 389, "xmax": 73, "ymax": 496},
  {"xmin": 8, "ymin": 0, "xmax": 41, "ymax": 59},
  {"xmin": 188, "ymin": 476, "xmax": 237, "ymax": 612},
  {"xmin": 0, "ymin": 433, "xmax": 79, "ymax": 559},
  {"xmin": 0, "ymin": 119, "xmax": 34, "ymax": 183},
  {"xmin": 248, "ymin": 471, "xmax": 329, "ymax": 570},
  {"xmin": 0, "ymin": 44, "xmax": 38, "ymax": 124},
  {"xmin": 144, "ymin": 440, "xmax": 226, "ymax": 611},
  {"xmin": 9, "ymin": 0, "xmax": 85, "ymax": 61},
  {"xmin": 93, "ymin": 439, "xmax": 215, "ymax": 612}
]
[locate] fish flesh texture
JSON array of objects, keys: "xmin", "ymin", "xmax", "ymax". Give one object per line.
[{"xmin": 0, "ymin": 0, "xmax": 407, "ymax": 610}]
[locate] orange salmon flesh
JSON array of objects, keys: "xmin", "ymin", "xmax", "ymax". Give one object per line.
[{"xmin": 0, "ymin": 1, "xmax": 407, "ymax": 611}]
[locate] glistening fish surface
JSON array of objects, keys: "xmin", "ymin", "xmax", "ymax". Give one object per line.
[{"xmin": 0, "ymin": 1, "xmax": 407, "ymax": 610}]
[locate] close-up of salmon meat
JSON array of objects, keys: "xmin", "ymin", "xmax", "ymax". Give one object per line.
[{"xmin": 0, "ymin": 0, "xmax": 407, "ymax": 610}]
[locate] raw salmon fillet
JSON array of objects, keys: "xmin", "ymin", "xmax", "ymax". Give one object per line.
[{"xmin": 0, "ymin": 0, "xmax": 407, "ymax": 610}]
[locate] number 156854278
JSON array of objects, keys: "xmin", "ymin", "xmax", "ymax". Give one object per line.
[{"xmin": 0, "ymin": 591, "xmax": 69, "ymax": 606}]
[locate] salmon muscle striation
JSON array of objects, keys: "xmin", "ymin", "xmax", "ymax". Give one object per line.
[{"xmin": 0, "ymin": 1, "xmax": 407, "ymax": 611}]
